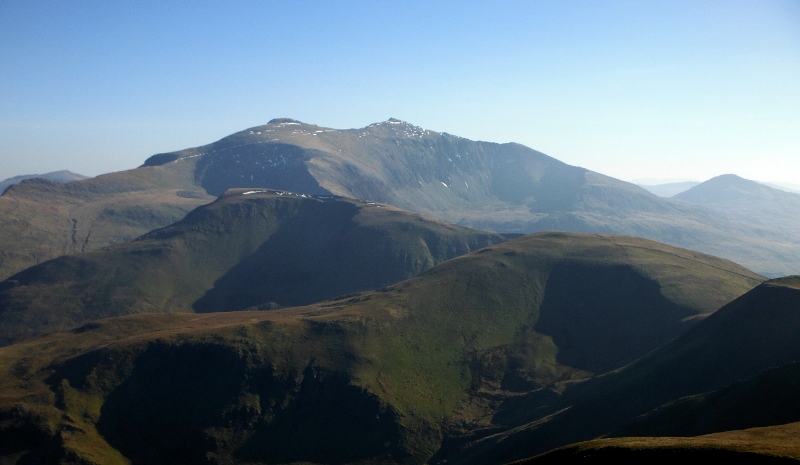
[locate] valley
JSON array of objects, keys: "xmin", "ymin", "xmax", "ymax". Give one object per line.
[{"xmin": 0, "ymin": 119, "xmax": 798, "ymax": 465}]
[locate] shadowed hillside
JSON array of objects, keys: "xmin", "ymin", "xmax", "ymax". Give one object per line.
[
  {"xmin": 0, "ymin": 189, "xmax": 508, "ymax": 346},
  {"xmin": 617, "ymin": 361, "xmax": 800, "ymax": 438},
  {"xmin": 0, "ymin": 232, "xmax": 763, "ymax": 464},
  {"xmin": 448, "ymin": 276, "xmax": 800, "ymax": 465}
]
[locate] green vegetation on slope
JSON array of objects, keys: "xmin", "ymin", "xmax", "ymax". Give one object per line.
[
  {"xmin": 0, "ymin": 232, "xmax": 763, "ymax": 464},
  {"xmin": 0, "ymin": 189, "xmax": 508, "ymax": 345},
  {"xmin": 515, "ymin": 423, "xmax": 800, "ymax": 464},
  {"xmin": 0, "ymin": 165, "xmax": 213, "ymax": 280},
  {"xmin": 447, "ymin": 276, "xmax": 800, "ymax": 465}
]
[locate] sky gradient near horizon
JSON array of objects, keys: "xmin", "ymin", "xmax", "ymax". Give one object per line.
[{"xmin": 1, "ymin": 1, "xmax": 798, "ymax": 185}]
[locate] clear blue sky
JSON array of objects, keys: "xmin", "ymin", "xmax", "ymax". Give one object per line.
[{"xmin": 1, "ymin": 1, "xmax": 798, "ymax": 185}]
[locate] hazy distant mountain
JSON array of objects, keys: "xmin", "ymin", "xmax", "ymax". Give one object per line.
[
  {"xmin": 2, "ymin": 119, "xmax": 799, "ymax": 279},
  {"xmin": 0, "ymin": 232, "xmax": 762, "ymax": 464},
  {"xmin": 673, "ymin": 174, "xmax": 800, "ymax": 235},
  {"xmin": 637, "ymin": 181, "xmax": 699, "ymax": 197},
  {"xmin": 764, "ymin": 181, "xmax": 800, "ymax": 194},
  {"xmin": 0, "ymin": 170, "xmax": 89, "ymax": 194},
  {"xmin": 0, "ymin": 168, "xmax": 214, "ymax": 281},
  {"xmin": 138, "ymin": 118, "xmax": 798, "ymax": 276}
]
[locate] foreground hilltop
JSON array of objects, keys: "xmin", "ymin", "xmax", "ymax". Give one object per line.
[
  {"xmin": 0, "ymin": 232, "xmax": 763, "ymax": 464},
  {"xmin": 1, "ymin": 118, "xmax": 798, "ymax": 279},
  {"xmin": 0, "ymin": 189, "xmax": 509, "ymax": 345}
]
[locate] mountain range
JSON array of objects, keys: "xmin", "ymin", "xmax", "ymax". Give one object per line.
[
  {"xmin": 1, "ymin": 118, "xmax": 798, "ymax": 279},
  {"xmin": 1, "ymin": 118, "xmax": 798, "ymax": 464},
  {"xmin": 0, "ymin": 189, "xmax": 508, "ymax": 345}
]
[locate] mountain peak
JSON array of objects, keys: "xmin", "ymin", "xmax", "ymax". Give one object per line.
[{"xmin": 267, "ymin": 118, "xmax": 304, "ymax": 125}]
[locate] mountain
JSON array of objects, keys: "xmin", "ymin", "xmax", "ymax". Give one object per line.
[
  {"xmin": 448, "ymin": 276, "xmax": 800, "ymax": 464},
  {"xmin": 0, "ymin": 232, "xmax": 763, "ymax": 464},
  {"xmin": 0, "ymin": 189, "xmax": 509, "ymax": 346},
  {"xmin": 123, "ymin": 119, "xmax": 800, "ymax": 277},
  {"xmin": 763, "ymin": 182, "xmax": 800, "ymax": 194},
  {"xmin": 2, "ymin": 119, "xmax": 799, "ymax": 280},
  {"xmin": 673, "ymin": 174, "xmax": 800, "ymax": 236},
  {"xmin": 637, "ymin": 181, "xmax": 699, "ymax": 197},
  {"xmin": 139, "ymin": 119, "xmax": 800, "ymax": 276},
  {"xmin": 0, "ymin": 168, "xmax": 214, "ymax": 281},
  {"xmin": 0, "ymin": 170, "xmax": 89, "ymax": 194}
]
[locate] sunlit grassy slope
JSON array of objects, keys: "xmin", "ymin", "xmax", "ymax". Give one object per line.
[
  {"xmin": 515, "ymin": 422, "xmax": 800, "ymax": 464},
  {"xmin": 0, "ymin": 165, "xmax": 213, "ymax": 280},
  {"xmin": 0, "ymin": 189, "xmax": 508, "ymax": 346},
  {"xmin": 0, "ymin": 232, "xmax": 762, "ymax": 464}
]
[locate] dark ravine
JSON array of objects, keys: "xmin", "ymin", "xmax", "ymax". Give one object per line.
[{"xmin": 448, "ymin": 277, "xmax": 800, "ymax": 465}]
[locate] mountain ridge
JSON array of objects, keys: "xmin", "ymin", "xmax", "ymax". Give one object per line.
[
  {"xmin": 2, "ymin": 118, "xmax": 798, "ymax": 280},
  {"xmin": 0, "ymin": 189, "xmax": 510, "ymax": 346}
]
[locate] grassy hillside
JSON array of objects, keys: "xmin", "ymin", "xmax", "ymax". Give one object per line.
[
  {"xmin": 0, "ymin": 232, "xmax": 762, "ymax": 464},
  {"xmin": 0, "ymin": 189, "xmax": 508, "ymax": 346},
  {"xmin": 516, "ymin": 422, "xmax": 800, "ymax": 464},
  {"xmin": 0, "ymin": 165, "xmax": 213, "ymax": 280},
  {"xmin": 446, "ymin": 276, "xmax": 800, "ymax": 464}
]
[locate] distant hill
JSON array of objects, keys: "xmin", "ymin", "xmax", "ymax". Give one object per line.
[
  {"xmin": 764, "ymin": 182, "xmax": 800, "ymax": 194},
  {"xmin": 637, "ymin": 181, "xmax": 699, "ymax": 197},
  {"xmin": 0, "ymin": 190, "xmax": 509, "ymax": 345},
  {"xmin": 0, "ymin": 170, "xmax": 89, "ymax": 194},
  {"xmin": 448, "ymin": 276, "xmax": 800, "ymax": 464},
  {"xmin": 673, "ymin": 174, "xmax": 800, "ymax": 236},
  {"xmin": 0, "ymin": 167, "xmax": 214, "ymax": 281},
  {"xmin": 0, "ymin": 232, "xmax": 763, "ymax": 464},
  {"xmin": 2, "ymin": 119, "xmax": 799, "ymax": 279}
]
